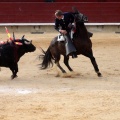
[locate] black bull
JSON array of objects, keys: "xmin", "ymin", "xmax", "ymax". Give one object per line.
[{"xmin": 0, "ymin": 38, "xmax": 36, "ymax": 79}]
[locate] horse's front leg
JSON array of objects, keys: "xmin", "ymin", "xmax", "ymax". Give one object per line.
[
  {"xmin": 90, "ymin": 56, "xmax": 102, "ymax": 77},
  {"xmin": 83, "ymin": 51, "xmax": 102, "ymax": 77}
]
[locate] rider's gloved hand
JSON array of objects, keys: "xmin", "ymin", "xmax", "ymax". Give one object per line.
[
  {"xmin": 68, "ymin": 23, "xmax": 72, "ymax": 28},
  {"xmin": 59, "ymin": 30, "xmax": 67, "ymax": 35}
]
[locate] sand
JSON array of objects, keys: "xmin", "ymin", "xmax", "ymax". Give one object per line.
[{"xmin": 0, "ymin": 31, "xmax": 120, "ymax": 120}]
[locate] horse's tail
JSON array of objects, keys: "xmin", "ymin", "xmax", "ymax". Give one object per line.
[{"xmin": 39, "ymin": 47, "xmax": 53, "ymax": 69}]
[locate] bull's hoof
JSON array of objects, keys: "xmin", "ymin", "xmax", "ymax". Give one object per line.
[
  {"xmin": 97, "ymin": 72, "xmax": 102, "ymax": 77},
  {"xmin": 11, "ymin": 75, "xmax": 18, "ymax": 79}
]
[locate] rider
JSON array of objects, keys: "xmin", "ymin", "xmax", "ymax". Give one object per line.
[{"xmin": 54, "ymin": 10, "xmax": 77, "ymax": 58}]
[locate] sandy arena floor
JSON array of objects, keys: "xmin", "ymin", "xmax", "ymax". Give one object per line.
[{"xmin": 0, "ymin": 31, "xmax": 120, "ymax": 120}]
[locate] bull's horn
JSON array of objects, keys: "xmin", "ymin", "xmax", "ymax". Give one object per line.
[
  {"xmin": 21, "ymin": 35, "xmax": 25, "ymax": 40},
  {"xmin": 24, "ymin": 41, "xmax": 31, "ymax": 45}
]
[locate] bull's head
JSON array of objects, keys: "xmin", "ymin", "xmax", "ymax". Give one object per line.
[
  {"xmin": 11, "ymin": 33, "xmax": 36, "ymax": 52},
  {"xmin": 20, "ymin": 38, "xmax": 36, "ymax": 53}
]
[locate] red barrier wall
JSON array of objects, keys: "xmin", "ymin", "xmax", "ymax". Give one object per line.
[
  {"xmin": 0, "ymin": 0, "xmax": 44, "ymax": 2},
  {"xmin": 55, "ymin": 0, "xmax": 120, "ymax": 1},
  {"xmin": 1, "ymin": 0, "xmax": 120, "ymax": 2},
  {"xmin": 0, "ymin": 2, "xmax": 120, "ymax": 23}
]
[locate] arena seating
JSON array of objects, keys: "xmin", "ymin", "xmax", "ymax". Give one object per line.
[{"xmin": 0, "ymin": 1, "xmax": 120, "ymax": 23}]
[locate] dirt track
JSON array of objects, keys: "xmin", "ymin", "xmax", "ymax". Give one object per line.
[{"xmin": 0, "ymin": 32, "xmax": 120, "ymax": 120}]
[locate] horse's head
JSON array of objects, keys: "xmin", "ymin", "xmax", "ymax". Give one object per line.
[
  {"xmin": 72, "ymin": 6, "xmax": 88, "ymax": 23},
  {"xmin": 72, "ymin": 7, "xmax": 89, "ymax": 37},
  {"xmin": 74, "ymin": 13, "xmax": 88, "ymax": 23}
]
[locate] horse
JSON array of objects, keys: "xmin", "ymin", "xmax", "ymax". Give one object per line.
[{"xmin": 39, "ymin": 9, "xmax": 102, "ymax": 77}]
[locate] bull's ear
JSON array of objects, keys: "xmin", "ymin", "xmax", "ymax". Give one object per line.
[
  {"xmin": 21, "ymin": 35, "xmax": 25, "ymax": 40},
  {"xmin": 13, "ymin": 32, "xmax": 15, "ymax": 40}
]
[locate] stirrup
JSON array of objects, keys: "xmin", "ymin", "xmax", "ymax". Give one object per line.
[{"xmin": 72, "ymin": 54, "xmax": 77, "ymax": 58}]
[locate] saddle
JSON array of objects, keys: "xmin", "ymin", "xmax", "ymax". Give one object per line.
[
  {"xmin": 57, "ymin": 34, "xmax": 65, "ymax": 42},
  {"xmin": 57, "ymin": 29, "xmax": 75, "ymax": 42}
]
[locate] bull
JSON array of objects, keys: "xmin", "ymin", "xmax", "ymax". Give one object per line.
[{"xmin": 0, "ymin": 35, "xmax": 36, "ymax": 79}]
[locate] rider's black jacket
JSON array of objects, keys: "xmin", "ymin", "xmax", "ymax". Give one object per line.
[{"xmin": 54, "ymin": 12, "xmax": 74, "ymax": 32}]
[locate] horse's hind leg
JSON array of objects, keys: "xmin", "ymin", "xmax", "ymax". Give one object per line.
[
  {"xmin": 83, "ymin": 51, "xmax": 102, "ymax": 77},
  {"xmin": 54, "ymin": 55, "xmax": 66, "ymax": 73},
  {"xmin": 56, "ymin": 61, "xmax": 66, "ymax": 73},
  {"xmin": 64, "ymin": 56, "xmax": 73, "ymax": 71}
]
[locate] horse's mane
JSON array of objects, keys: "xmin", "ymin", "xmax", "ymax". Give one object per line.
[{"xmin": 75, "ymin": 21, "xmax": 88, "ymax": 39}]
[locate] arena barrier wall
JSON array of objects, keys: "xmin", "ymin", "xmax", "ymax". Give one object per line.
[{"xmin": 0, "ymin": 2, "xmax": 120, "ymax": 23}]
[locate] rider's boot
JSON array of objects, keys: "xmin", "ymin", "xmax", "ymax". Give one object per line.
[{"xmin": 72, "ymin": 52, "xmax": 78, "ymax": 58}]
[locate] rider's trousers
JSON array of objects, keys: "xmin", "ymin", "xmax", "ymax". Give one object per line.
[{"xmin": 64, "ymin": 33, "xmax": 76, "ymax": 56}]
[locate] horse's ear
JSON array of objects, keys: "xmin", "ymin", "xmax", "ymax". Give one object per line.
[
  {"xmin": 72, "ymin": 6, "xmax": 79, "ymax": 14},
  {"xmin": 13, "ymin": 32, "xmax": 15, "ymax": 40},
  {"xmin": 21, "ymin": 35, "xmax": 25, "ymax": 40}
]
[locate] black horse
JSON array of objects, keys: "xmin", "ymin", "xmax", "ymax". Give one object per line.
[{"xmin": 40, "ymin": 9, "xmax": 102, "ymax": 77}]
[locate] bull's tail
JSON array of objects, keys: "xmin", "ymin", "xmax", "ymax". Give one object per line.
[{"xmin": 39, "ymin": 47, "xmax": 53, "ymax": 69}]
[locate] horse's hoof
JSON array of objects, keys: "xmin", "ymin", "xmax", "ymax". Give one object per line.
[
  {"xmin": 55, "ymin": 73, "xmax": 60, "ymax": 77},
  {"xmin": 11, "ymin": 75, "xmax": 18, "ymax": 79},
  {"xmin": 97, "ymin": 72, "xmax": 102, "ymax": 77},
  {"xmin": 63, "ymin": 70, "xmax": 66, "ymax": 73}
]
